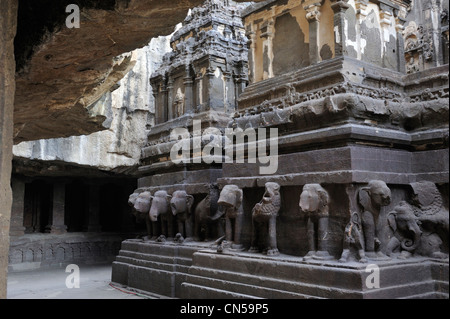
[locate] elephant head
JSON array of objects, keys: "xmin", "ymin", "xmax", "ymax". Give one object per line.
[
  {"xmin": 299, "ymin": 184, "xmax": 329, "ymax": 217},
  {"xmin": 361, "ymin": 180, "xmax": 392, "ymax": 210},
  {"xmin": 133, "ymin": 191, "xmax": 152, "ymax": 214},
  {"xmin": 216, "ymin": 185, "xmax": 243, "ymax": 219},
  {"xmin": 128, "ymin": 192, "xmax": 139, "ymax": 209},
  {"xmin": 171, "ymin": 190, "xmax": 194, "ymax": 219},
  {"xmin": 387, "ymin": 201, "xmax": 422, "ymax": 252},
  {"xmin": 149, "ymin": 190, "xmax": 172, "ymax": 222}
]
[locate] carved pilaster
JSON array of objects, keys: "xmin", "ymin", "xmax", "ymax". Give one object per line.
[
  {"xmin": 331, "ymin": 0, "xmax": 350, "ymax": 57},
  {"xmin": 355, "ymin": 0, "xmax": 369, "ymax": 20},
  {"xmin": 246, "ymin": 27, "xmax": 256, "ymax": 83},
  {"xmin": 259, "ymin": 18, "xmax": 274, "ymax": 79},
  {"xmin": 10, "ymin": 177, "xmax": 26, "ymax": 236},
  {"xmin": 183, "ymin": 64, "xmax": 194, "ymax": 114},
  {"xmin": 305, "ymin": 2, "xmax": 322, "ymax": 64},
  {"xmin": 394, "ymin": 10, "xmax": 407, "ymax": 73},
  {"xmin": 48, "ymin": 182, "xmax": 67, "ymax": 234}
]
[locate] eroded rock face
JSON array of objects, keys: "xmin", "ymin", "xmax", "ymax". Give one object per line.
[
  {"xmin": 13, "ymin": 0, "xmax": 205, "ymax": 143},
  {"xmin": 13, "ymin": 35, "xmax": 171, "ymax": 172},
  {"xmin": 12, "ymin": 0, "xmax": 263, "ymax": 143}
]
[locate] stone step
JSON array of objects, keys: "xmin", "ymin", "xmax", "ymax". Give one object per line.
[{"xmin": 180, "ymin": 250, "xmax": 447, "ymax": 299}]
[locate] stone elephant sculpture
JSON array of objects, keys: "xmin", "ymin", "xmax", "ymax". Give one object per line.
[
  {"xmin": 129, "ymin": 191, "xmax": 159, "ymax": 240},
  {"xmin": 194, "ymin": 193, "xmax": 221, "ymax": 241},
  {"xmin": 299, "ymin": 184, "xmax": 333, "ymax": 260},
  {"xmin": 386, "ymin": 201, "xmax": 422, "ymax": 259},
  {"xmin": 149, "ymin": 190, "xmax": 174, "ymax": 239},
  {"xmin": 214, "ymin": 184, "xmax": 244, "ymax": 250},
  {"xmin": 249, "ymin": 182, "xmax": 281, "ymax": 256},
  {"xmin": 170, "ymin": 190, "xmax": 194, "ymax": 241}
]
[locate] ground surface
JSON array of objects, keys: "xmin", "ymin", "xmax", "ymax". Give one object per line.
[{"xmin": 7, "ymin": 263, "xmax": 150, "ymax": 299}]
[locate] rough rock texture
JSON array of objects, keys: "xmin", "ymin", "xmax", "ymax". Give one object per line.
[
  {"xmin": 13, "ymin": 35, "xmax": 171, "ymax": 173},
  {"xmin": 0, "ymin": 0, "xmax": 18, "ymax": 300},
  {"xmin": 12, "ymin": 0, "xmax": 264, "ymax": 144},
  {"xmin": 13, "ymin": 0, "xmax": 206, "ymax": 143}
]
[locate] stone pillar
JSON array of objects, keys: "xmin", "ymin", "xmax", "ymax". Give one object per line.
[
  {"xmin": 84, "ymin": 184, "xmax": 101, "ymax": 232},
  {"xmin": 305, "ymin": 2, "xmax": 322, "ymax": 64},
  {"xmin": 151, "ymin": 81, "xmax": 160, "ymax": 124},
  {"xmin": 167, "ymin": 76, "xmax": 174, "ymax": 120},
  {"xmin": 184, "ymin": 65, "xmax": 194, "ymax": 114},
  {"xmin": 194, "ymin": 71, "xmax": 203, "ymax": 112},
  {"xmin": 223, "ymin": 69, "xmax": 233, "ymax": 113},
  {"xmin": 379, "ymin": 7, "xmax": 393, "ymax": 43},
  {"xmin": 355, "ymin": 0, "xmax": 369, "ymax": 60},
  {"xmin": 331, "ymin": 0, "xmax": 350, "ymax": 57},
  {"xmin": 246, "ymin": 27, "xmax": 256, "ymax": 83},
  {"xmin": 0, "ymin": 0, "xmax": 18, "ymax": 299},
  {"xmin": 394, "ymin": 12, "xmax": 406, "ymax": 73},
  {"xmin": 260, "ymin": 19, "xmax": 274, "ymax": 80},
  {"xmin": 206, "ymin": 65, "xmax": 216, "ymax": 110},
  {"xmin": 10, "ymin": 177, "xmax": 26, "ymax": 236},
  {"xmin": 160, "ymin": 79, "xmax": 168, "ymax": 123},
  {"xmin": 48, "ymin": 182, "xmax": 67, "ymax": 234}
]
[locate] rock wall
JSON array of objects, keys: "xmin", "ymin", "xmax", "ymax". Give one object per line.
[
  {"xmin": 0, "ymin": 0, "xmax": 18, "ymax": 299},
  {"xmin": 13, "ymin": 36, "xmax": 171, "ymax": 172}
]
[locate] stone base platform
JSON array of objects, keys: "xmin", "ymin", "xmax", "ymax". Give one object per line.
[
  {"xmin": 181, "ymin": 250, "xmax": 449, "ymax": 299},
  {"xmin": 111, "ymin": 239, "xmax": 218, "ymax": 298},
  {"xmin": 111, "ymin": 240, "xmax": 448, "ymax": 299}
]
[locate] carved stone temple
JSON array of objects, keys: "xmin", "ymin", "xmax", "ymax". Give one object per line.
[
  {"xmin": 3, "ymin": 0, "xmax": 448, "ymax": 299},
  {"xmin": 110, "ymin": 0, "xmax": 449, "ymax": 299}
]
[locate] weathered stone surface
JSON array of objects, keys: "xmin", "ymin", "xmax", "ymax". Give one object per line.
[
  {"xmin": 13, "ymin": 35, "xmax": 171, "ymax": 172},
  {"xmin": 8, "ymin": 232, "xmax": 125, "ymax": 272},
  {"xmin": 13, "ymin": 0, "xmax": 207, "ymax": 143},
  {"xmin": 181, "ymin": 250, "xmax": 449, "ymax": 298},
  {"xmin": 0, "ymin": 0, "xmax": 18, "ymax": 299}
]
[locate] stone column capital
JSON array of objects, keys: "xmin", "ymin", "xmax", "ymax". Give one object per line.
[
  {"xmin": 330, "ymin": 0, "xmax": 350, "ymax": 13},
  {"xmin": 305, "ymin": 3, "xmax": 322, "ymax": 22}
]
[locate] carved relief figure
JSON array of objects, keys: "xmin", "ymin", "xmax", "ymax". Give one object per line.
[
  {"xmin": 216, "ymin": 185, "xmax": 244, "ymax": 249},
  {"xmin": 299, "ymin": 184, "xmax": 333, "ymax": 260},
  {"xmin": 170, "ymin": 190, "xmax": 195, "ymax": 242},
  {"xmin": 386, "ymin": 201, "xmax": 422, "ymax": 259},
  {"xmin": 359, "ymin": 180, "xmax": 392, "ymax": 259},
  {"xmin": 249, "ymin": 182, "xmax": 281, "ymax": 256},
  {"xmin": 129, "ymin": 191, "xmax": 158, "ymax": 240},
  {"xmin": 410, "ymin": 182, "xmax": 449, "ymax": 259},
  {"xmin": 339, "ymin": 212, "xmax": 367, "ymax": 263},
  {"xmin": 149, "ymin": 190, "xmax": 174, "ymax": 239},
  {"xmin": 194, "ymin": 193, "xmax": 222, "ymax": 241}
]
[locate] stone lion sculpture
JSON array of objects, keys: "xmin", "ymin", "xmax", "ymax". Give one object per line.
[{"xmin": 249, "ymin": 182, "xmax": 281, "ymax": 256}]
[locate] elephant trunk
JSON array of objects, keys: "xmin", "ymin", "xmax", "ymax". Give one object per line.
[
  {"xmin": 401, "ymin": 225, "xmax": 422, "ymax": 252},
  {"xmin": 209, "ymin": 205, "xmax": 225, "ymax": 221}
]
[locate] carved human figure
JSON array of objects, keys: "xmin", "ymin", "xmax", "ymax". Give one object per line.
[
  {"xmin": 410, "ymin": 182, "xmax": 449, "ymax": 259},
  {"xmin": 249, "ymin": 182, "xmax": 281, "ymax": 256},
  {"xmin": 386, "ymin": 201, "xmax": 422, "ymax": 259},
  {"xmin": 129, "ymin": 191, "xmax": 159, "ymax": 240},
  {"xmin": 299, "ymin": 184, "xmax": 333, "ymax": 260},
  {"xmin": 170, "ymin": 190, "xmax": 195, "ymax": 241},
  {"xmin": 216, "ymin": 185, "xmax": 244, "ymax": 249},
  {"xmin": 339, "ymin": 212, "xmax": 367, "ymax": 263},
  {"xmin": 149, "ymin": 190, "xmax": 174, "ymax": 239},
  {"xmin": 359, "ymin": 180, "xmax": 391, "ymax": 259}
]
